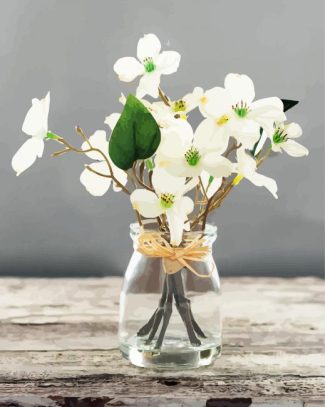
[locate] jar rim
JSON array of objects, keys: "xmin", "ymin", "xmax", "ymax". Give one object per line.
[{"xmin": 130, "ymin": 220, "xmax": 217, "ymax": 238}]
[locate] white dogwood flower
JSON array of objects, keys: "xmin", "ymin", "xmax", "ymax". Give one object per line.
[
  {"xmin": 254, "ymin": 122, "xmax": 308, "ymax": 157},
  {"xmin": 113, "ymin": 33, "xmax": 181, "ymax": 99},
  {"xmin": 115, "ymin": 89, "xmax": 202, "ymax": 128},
  {"xmin": 12, "ymin": 92, "xmax": 50, "ymax": 176},
  {"xmin": 234, "ymin": 148, "xmax": 278, "ymax": 198},
  {"xmin": 199, "ymin": 74, "xmax": 286, "ymax": 149},
  {"xmin": 130, "ymin": 168, "xmax": 197, "ymax": 246},
  {"xmin": 80, "ymin": 126, "xmax": 127, "ymax": 196},
  {"xmin": 271, "ymin": 122, "xmax": 308, "ymax": 157},
  {"xmin": 156, "ymin": 120, "xmax": 234, "ymax": 178},
  {"xmin": 151, "ymin": 86, "xmax": 204, "ymax": 122}
]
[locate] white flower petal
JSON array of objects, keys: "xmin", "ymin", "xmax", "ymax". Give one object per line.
[
  {"xmin": 201, "ymin": 87, "xmax": 232, "ymax": 119},
  {"xmin": 194, "ymin": 118, "xmax": 229, "ymax": 154},
  {"xmin": 271, "ymin": 143, "xmax": 282, "ymax": 153},
  {"xmin": 156, "ymin": 139, "xmax": 185, "ymax": 165},
  {"xmin": 136, "ymin": 71, "xmax": 161, "ymax": 99},
  {"xmin": 80, "ymin": 161, "xmax": 111, "ymax": 197},
  {"xmin": 166, "ymin": 207, "xmax": 185, "ymax": 246},
  {"xmin": 285, "ymin": 122, "xmax": 303, "ymax": 139},
  {"xmin": 22, "ymin": 92, "xmax": 50, "ymax": 137},
  {"xmin": 177, "ymin": 196, "xmax": 194, "ymax": 215},
  {"xmin": 183, "ymin": 87, "xmax": 204, "ymax": 112},
  {"xmin": 169, "ymin": 119, "xmax": 194, "ymax": 142},
  {"xmin": 137, "ymin": 34, "xmax": 161, "ymax": 61},
  {"xmin": 157, "ymin": 120, "xmax": 193, "ymax": 161},
  {"xmin": 82, "ymin": 130, "xmax": 108, "ymax": 161},
  {"xmin": 130, "ymin": 189, "xmax": 162, "ymax": 218},
  {"xmin": 156, "ymin": 51, "xmax": 181, "ymax": 75},
  {"xmin": 253, "ymin": 129, "xmax": 268, "ymax": 156},
  {"xmin": 150, "ymin": 103, "xmax": 176, "ymax": 127},
  {"xmin": 258, "ymin": 119, "xmax": 277, "ymax": 139},
  {"xmin": 236, "ymin": 148, "xmax": 257, "ymax": 176},
  {"xmin": 250, "ymin": 97, "xmax": 283, "ymax": 111},
  {"xmin": 250, "ymin": 105, "xmax": 286, "ymax": 123},
  {"xmin": 245, "ymin": 171, "xmax": 278, "ymax": 199},
  {"xmin": 230, "ymin": 118, "xmax": 261, "ymax": 149},
  {"xmin": 12, "ymin": 137, "xmax": 44, "ymax": 176},
  {"xmin": 225, "ymin": 73, "xmax": 255, "ymax": 104},
  {"xmin": 202, "ymin": 153, "xmax": 234, "ymax": 178},
  {"xmin": 113, "ymin": 57, "xmax": 144, "ymax": 82},
  {"xmin": 104, "ymin": 113, "xmax": 121, "ymax": 130},
  {"xmin": 183, "ymin": 177, "xmax": 199, "ymax": 194},
  {"xmin": 88, "ymin": 130, "xmax": 107, "ymax": 151},
  {"xmin": 172, "ymin": 162, "xmax": 203, "ymax": 178},
  {"xmin": 158, "ymin": 160, "xmax": 190, "ymax": 177},
  {"xmin": 250, "ymin": 97, "xmax": 286, "ymax": 125},
  {"xmin": 152, "ymin": 167, "xmax": 186, "ymax": 195},
  {"xmin": 281, "ymin": 139, "xmax": 309, "ymax": 157}
]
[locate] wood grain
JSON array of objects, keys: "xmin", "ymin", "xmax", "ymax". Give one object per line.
[{"xmin": 0, "ymin": 277, "xmax": 324, "ymax": 406}]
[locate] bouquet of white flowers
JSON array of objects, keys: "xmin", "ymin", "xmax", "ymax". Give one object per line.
[{"xmin": 12, "ymin": 33, "xmax": 308, "ymax": 367}]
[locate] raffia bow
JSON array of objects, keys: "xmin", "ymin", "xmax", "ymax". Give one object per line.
[{"xmin": 136, "ymin": 232, "xmax": 215, "ymax": 278}]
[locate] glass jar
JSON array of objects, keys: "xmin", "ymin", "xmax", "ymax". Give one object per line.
[{"xmin": 119, "ymin": 222, "xmax": 221, "ymax": 369}]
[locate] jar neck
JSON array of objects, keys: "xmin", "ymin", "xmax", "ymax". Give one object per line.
[{"xmin": 130, "ymin": 222, "xmax": 217, "ymax": 247}]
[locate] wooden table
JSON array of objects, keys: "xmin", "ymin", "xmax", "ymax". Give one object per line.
[{"xmin": 0, "ymin": 277, "xmax": 324, "ymax": 406}]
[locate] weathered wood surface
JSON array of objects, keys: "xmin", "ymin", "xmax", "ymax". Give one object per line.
[{"xmin": 0, "ymin": 277, "xmax": 324, "ymax": 406}]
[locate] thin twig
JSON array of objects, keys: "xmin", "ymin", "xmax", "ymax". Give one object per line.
[
  {"xmin": 135, "ymin": 210, "xmax": 143, "ymax": 226},
  {"xmin": 53, "ymin": 134, "xmax": 130, "ymax": 195},
  {"xmin": 76, "ymin": 126, "xmax": 92, "ymax": 149},
  {"xmin": 224, "ymin": 141, "xmax": 242, "ymax": 158},
  {"xmin": 158, "ymin": 87, "xmax": 170, "ymax": 106},
  {"xmin": 139, "ymin": 161, "xmax": 145, "ymax": 183},
  {"xmin": 257, "ymin": 145, "xmax": 272, "ymax": 167},
  {"xmin": 198, "ymin": 176, "xmax": 208, "ymax": 203},
  {"xmin": 132, "ymin": 162, "xmax": 154, "ymax": 192},
  {"xmin": 52, "ymin": 148, "xmax": 70, "ymax": 157},
  {"xmin": 85, "ymin": 165, "xmax": 111, "ymax": 179}
]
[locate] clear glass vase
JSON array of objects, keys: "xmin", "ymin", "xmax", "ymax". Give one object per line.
[{"xmin": 119, "ymin": 222, "xmax": 221, "ymax": 369}]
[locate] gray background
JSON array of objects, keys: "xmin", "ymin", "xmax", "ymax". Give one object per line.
[{"xmin": 0, "ymin": 0, "xmax": 323, "ymax": 277}]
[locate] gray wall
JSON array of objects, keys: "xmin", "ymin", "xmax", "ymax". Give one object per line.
[{"xmin": 0, "ymin": 0, "xmax": 323, "ymax": 277}]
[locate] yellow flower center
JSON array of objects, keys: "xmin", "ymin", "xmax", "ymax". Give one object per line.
[
  {"xmin": 173, "ymin": 100, "xmax": 187, "ymax": 112},
  {"xmin": 200, "ymin": 96, "xmax": 207, "ymax": 105},
  {"xmin": 160, "ymin": 193, "xmax": 175, "ymax": 209},
  {"xmin": 216, "ymin": 114, "xmax": 230, "ymax": 126}
]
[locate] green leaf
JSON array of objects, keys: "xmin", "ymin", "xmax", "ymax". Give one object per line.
[{"xmin": 109, "ymin": 94, "xmax": 161, "ymax": 170}]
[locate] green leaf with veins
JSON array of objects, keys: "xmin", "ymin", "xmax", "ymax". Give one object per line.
[{"xmin": 109, "ymin": 94, "xmax": 161, "ymax": 170}]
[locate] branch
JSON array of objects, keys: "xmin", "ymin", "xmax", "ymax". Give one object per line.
[
  {"xmin": 85, "ymin": 165, "xmax": 111, "ymax": 179},
  {"xmin": 132, "ymin": 162, "xmax": 154, "ymax": 192},
  {"xmin": 224, "ymin": 141, "xmax": 242, "ymax": 158},
  {"xmin": 158, "ymin": 87, "xmax": 170, "ymax": 106},
  {"xmin": 198, "ymin": 176, "xmax": 208, "ymax": 203},
  {"xmin": 52, "ymin": 131, "xmax": 131, "ymax": 195}
]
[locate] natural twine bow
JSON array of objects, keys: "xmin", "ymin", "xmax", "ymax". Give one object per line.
[{"xmin": 136, "ymin": 232, "xmax": 215, "ymax": 278}]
